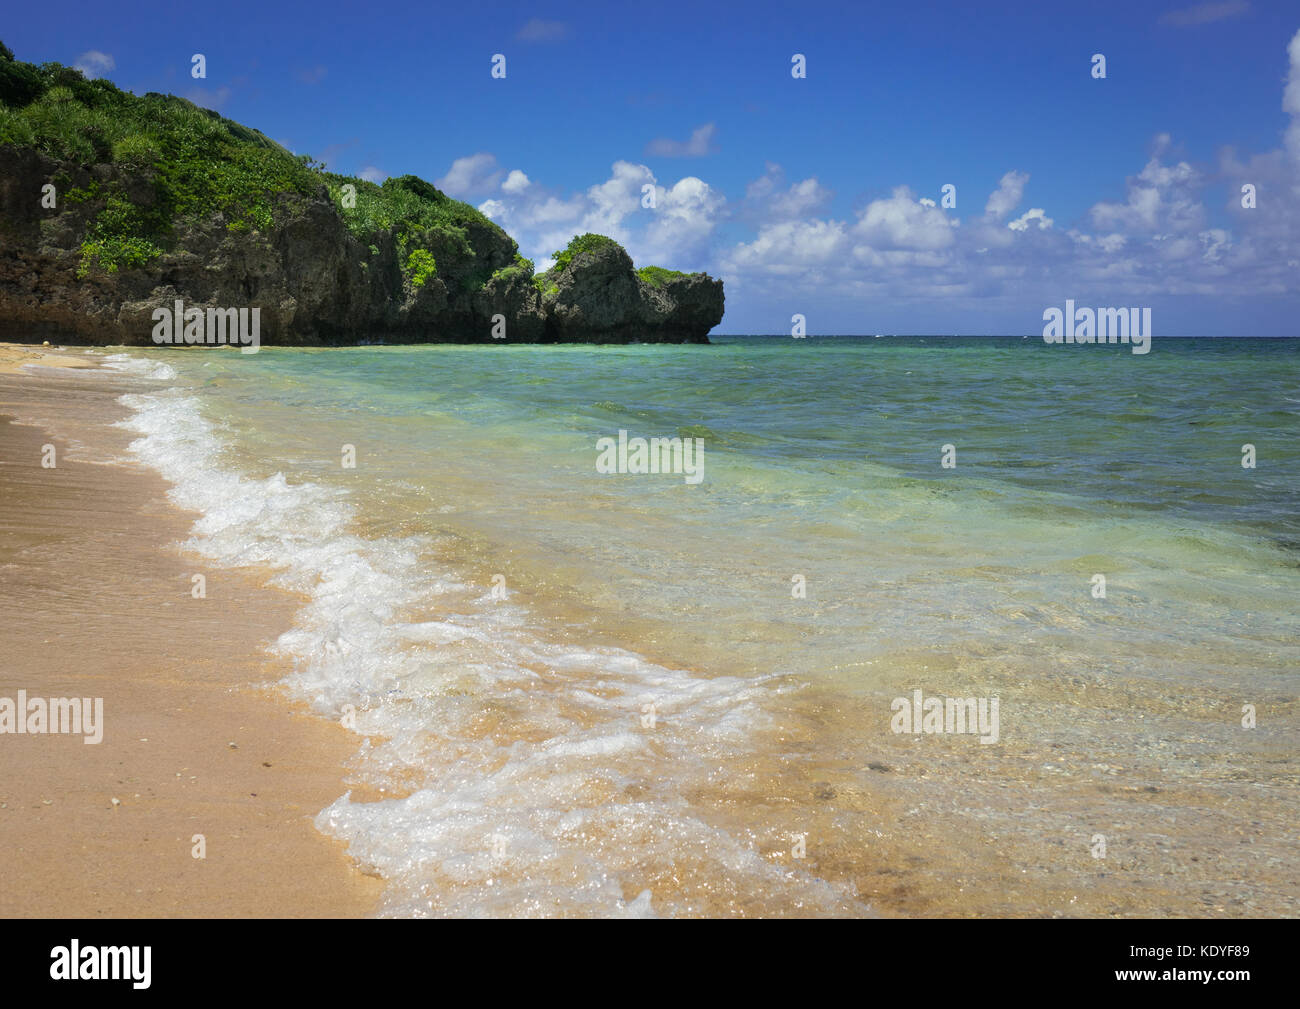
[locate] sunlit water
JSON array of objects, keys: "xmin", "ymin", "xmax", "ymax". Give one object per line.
[{"xmin": 99, "ymin": 337, "xmax": 1300, "ymax": 917}]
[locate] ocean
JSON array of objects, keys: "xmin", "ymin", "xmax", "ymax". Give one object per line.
[{"xmin": 100, "ymin": 336, "xmax": 1300, "ymax": 916}]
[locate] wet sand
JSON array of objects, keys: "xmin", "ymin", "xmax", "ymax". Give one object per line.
[{"xmin": 0, "ymin": 345, "xmax": 381, "ymax": 917}]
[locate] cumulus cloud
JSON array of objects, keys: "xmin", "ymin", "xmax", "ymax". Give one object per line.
[
  {"xmin": 1007, "ymin": 208, "xmax": 1053, "ymax": 231},
  {"xmin": 643, "ymin": 176, "xmax": 725, "ymax": 263},
  {"xmin": 1089, "ymin": 158, "xmax": 1203, "ymax": 234},
  {"xmin": 457, "ymin": 31, "xmax": 1300, "ymax": 326},
  {"xmin": 1284, "ymin": 27, "xmax": 1300, "ymax": 165},
  {"xmin": 358, "ymin": 166, "xmax": 387, "ymax": 183},
  {"xmin": 744, "ymin": 163, "xmax": 833, "ymax": 220},
  {"xmin": 984, "ymin": 170, "xmax": 1028, "ymax": 220},
  {"xmin": 471, "ymin": 160, "xmax": 722, "ymax": 270},
  {"xmin": 74, "ymin": 50, "xmax": 114, "ymax": 79},
  {"xmin": 437, "ymin": 153, "xmax": 504, "ymax": 197},
  {"xmin": 854, "ymin": 187, "xmax": 958, "ymax": 250},
  {"xmin": 502, "ymin": 170, "xmax": 531, "ymax": 194},
  {"xmin": 645, "ymin": 123, "xmax": 719, "ymax": 158},
  {"xmin": 582, "ymin": 160, "xmax": 655, "ymax": 240},
  {"xmin": 726, "ymin": 220, "xmax": 849, "ymax": 275}
]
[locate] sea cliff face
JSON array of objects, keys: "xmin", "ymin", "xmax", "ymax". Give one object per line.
[
  {"xmin": 0, "ymin": 145, "xmax": 723, "ymax": 345},
  {"xmin": 0, "ymin": 43, "xmax": 723, "ymax": 347},
  {"xmin": 541, "ymin": 242, "xmax": 722, "ymax": 344}
]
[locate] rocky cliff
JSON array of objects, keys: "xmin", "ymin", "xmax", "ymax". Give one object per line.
[{"xmin": 0, "ymin": 46, "xmax": 723, "ymax": 346}]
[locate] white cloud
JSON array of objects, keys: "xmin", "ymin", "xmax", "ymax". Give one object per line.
[
  {"xmin": 74, "ymin": 50, "xmax": 114, "ymax": 79},
  {"xmin": 1284, "ymin": 27, "xmax": 1300, "ymax": 165},
  {"xmin": 1007, "ymin": 208, "xmax": 1053, "ymax": 231},
  {"xmin": 645, "ymin": 123, "xmax": 718, "ymax": 158},
  {"xmin": 643, "ymin": 176, "xmax": 725, "ymax": 263},
  {"xmin": 502, "ymin": 170, "xmax": 531, "ymax": 194},
  {"xmin": 437, "ymin": 153, "xmax": 503, "ymax": 197},
  {"xmin": 1089, "ymin": 158, "xmax": 1203, "ymax": 234},
  {"xmin": 358, "ymin": 166, "xmax": 387, "ymax": 183},
  {"xmin": 581, "ymin": 160, "xmax": 654, "ymax": 241},
  {"xmin": 984, "ymin": 170, "xmax": 1028, "ymax": 220},
  {"xmin": 458, "ymin": 160, "xmax": 724, "ymax": 270},
  {"xmin": 1197, "ymin": 228, "xmax": 1231, "ymax": 262},
  {"xmin": 725, "ymin": 220, "xmax": 850, "ymax": 274},
  {"xmin": 439, "ymin": 32, "xmax": 1300, "ymax": 325},
  {"xmin": 854, "ymin": 187, "xmax": 957, "ymax": 250},
  {"xmin": 744, "ymin": 163, "xmax": 833, "ymax": 220}
]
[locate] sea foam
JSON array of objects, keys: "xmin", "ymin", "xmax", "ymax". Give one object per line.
[{"xmin": 105, "ymin": 358, "xmax": 864, "ymax": 917}]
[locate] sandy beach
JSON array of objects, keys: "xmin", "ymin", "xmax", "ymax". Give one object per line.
[{"xmin": 0, "ymin": 345, "xmax": 381, "ymax": 917}]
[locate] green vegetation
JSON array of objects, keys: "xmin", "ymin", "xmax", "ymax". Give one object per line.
[
  {"xmin": 0, "ymin": 43, "xmax": 323, "ymax": 274},
  {"xmin": 406, "ymin": 248, "xmax": 437, "ymax": 287},
  {"xmin": 324, "ymin": 173, "xmax": 493, "ymax": 250},
  {"xmin": 532, "ymin": 271, "xmax": 558, "ymax": 298},
  {"xmin": 0, "ymin": 42, "xmax": 706, "ymax": 314},
  {"xmin": 321, "ymin": 173, "xmax": 517, "ymax": 293},
  {"xmin": 489, "ymin": 251, "xmax": 535, "ymax": 286},
  {"xmin": 0, "ymin": 41, "xmax": 512, "ymax": 282},
  {"xmin": 637, "ymin": 265, "xmax": 688, "ymax": 288},
  {"xmin": 550, "ymin": 233, "xmax": 621, "ymax": 274},
  {"xmin": 110, "ymin": 133, "xmax": 160, "ymax": 170}
]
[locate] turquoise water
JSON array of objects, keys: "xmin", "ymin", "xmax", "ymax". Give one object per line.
[{"xmin": 108, "ymin": 336, "xmax": 1300, "ymax": 916}]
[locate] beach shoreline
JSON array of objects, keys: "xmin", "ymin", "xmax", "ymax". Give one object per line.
[{"xmin": 0, "ymin": 344, "xmax": 382, "ymax": 917}]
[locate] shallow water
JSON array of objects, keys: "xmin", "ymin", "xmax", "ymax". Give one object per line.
[{"xmin": 99, "ymin": 337, "xmax": 1300, "ymax": 916}]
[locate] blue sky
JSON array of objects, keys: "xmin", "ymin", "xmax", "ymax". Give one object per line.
[{"xmin": 6, "ymin": 0, "xmax": 1300, "ymax": 333}]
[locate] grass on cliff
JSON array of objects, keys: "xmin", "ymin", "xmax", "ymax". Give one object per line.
[
  {"xmin": 0, "ymin": 42, "xmax": 511, "ymax": 285},
  {"xmin": 532, "ymin": 235, "xmax": 695, "ymax": 296},
  {"xmin": 549, "ymin": 233, "xmax": 621, "ymax": 274},
  {"xmin": 636, "ymin": 265, "xmax": 688, "ymax": 288},
  {"xmin": 320, "ymin": 172, "xmax": 513, "ymax": 290}
]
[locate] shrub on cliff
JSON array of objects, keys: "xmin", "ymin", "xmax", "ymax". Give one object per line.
[
  {"xmin": 0, "ymin": 42, "xmax": 44, "ymax": 108},
  {"xmin": 110, "ymin": 133, "xmax": 161, "ymax": 170},
  {"xmin": 489, "ymin": 252, "xmax": 534, "ymax": 286},
  {"xmin": 0, "ymin": 43, "xmax": 514, "ymax": 283},
  {"xmin": 550, "ymin": 233, "xmax": 622, "ymax": 274},
  {"xmin": 320, "ymin": 171, "xmax": 517, "ymax": 294},
  {"xmin": 0, "ymin": 52, "xmax": 322, "ymax": 272},
  {"xmin": 406, "ymin": 248, "xmax": 437, "ymax": 287},
  {"xmin": 636, "ymin": 265, "xmax": 688, "ymax": 288}
]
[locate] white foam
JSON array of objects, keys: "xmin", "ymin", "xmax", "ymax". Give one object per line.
[
  {"xmin": 110, "ymin": 355, "xmax": 866, "ymax": 917},
  {"xmin": 101, "ymin": 353, "xmax": 178, "ymax": 381}
]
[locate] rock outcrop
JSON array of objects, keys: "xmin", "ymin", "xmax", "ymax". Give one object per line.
[
  {"xmin": 537, "ymin": 243, "xmax": 722, "ymax": 344},
  {"xmin": 0, "ymin": 144, "xmax": 723, "ymax": 346}
]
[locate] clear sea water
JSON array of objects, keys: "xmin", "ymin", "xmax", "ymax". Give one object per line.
[{"xmin": 102, "ymin": 336, "xmax": 1300, "ymax": 917}]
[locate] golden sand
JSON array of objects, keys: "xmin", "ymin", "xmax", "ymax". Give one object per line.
[{"xmin": 0, "ymin": 345, "xmax": 381, "ymax": 917}]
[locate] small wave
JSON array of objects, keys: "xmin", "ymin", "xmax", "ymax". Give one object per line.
[
  {"xmin": 101, "ymin": 353, "xmax": 179, "ymax": 382},
  {"xmin": 113, "ymin": 379, "xmax": 865, "ymax": 917}
]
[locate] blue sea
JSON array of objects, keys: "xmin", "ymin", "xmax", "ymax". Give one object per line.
[{"xmin": 100, "ymin": 336, "xmax": 1300, "ymax": 916}]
